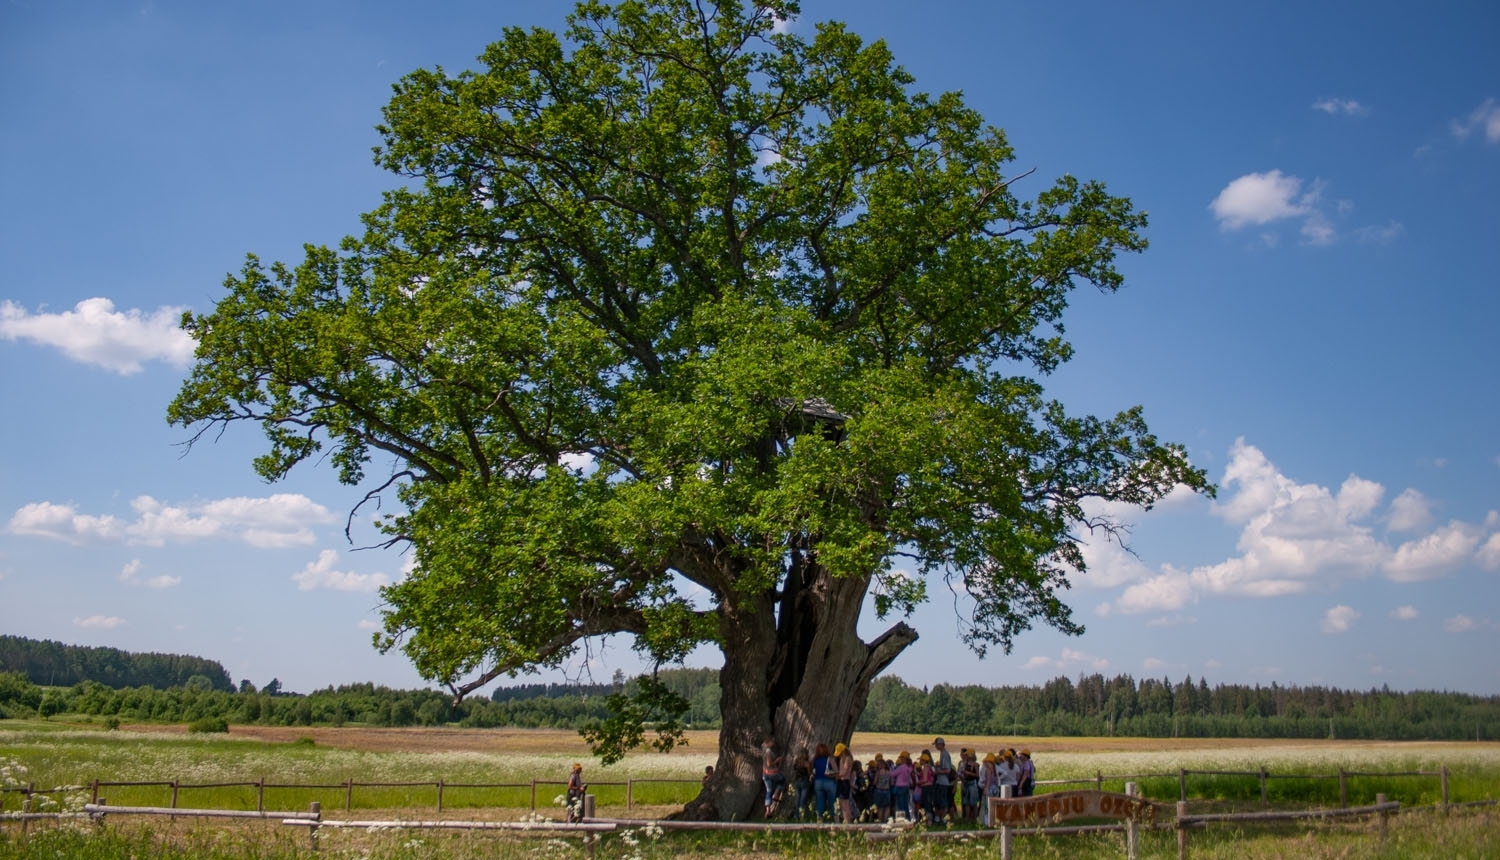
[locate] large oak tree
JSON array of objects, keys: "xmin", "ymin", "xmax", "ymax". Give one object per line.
[{"xmin": 170, "ymin": 0, "xmax": 1209, "ymax": 820}]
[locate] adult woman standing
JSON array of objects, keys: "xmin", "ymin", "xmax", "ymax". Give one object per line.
[
  {"xmin": 979, "ymin": 752, "xmax": 999, "ymax": 825},
  {"xmin": 913, "ymin": 750, "xmax": 935, "ymax": 823},
  {"xmin": 835, "ymin": 742, "xmax": 856, "ymax": 823},
  {"xmin": 812, "ymin": 742, "xmax": 837, "ymax": 821},
  {"xmin": 760, "ymin": 734, "xmax": 785, "ymax": 819},
  {"xmin": 565, "ymin": 763, "xmax": 586, "ymax": 823},
  {"xmin": 791, "ymin": 746, "xmax": 814, "ymax": 820},
  {"xmin": 891, "ymin": 750, "xmax": 914, "ymax": 821}
]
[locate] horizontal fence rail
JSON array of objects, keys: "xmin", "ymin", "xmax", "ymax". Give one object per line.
[{"xmin": 0, "ymin": 764, "xmax": 1474, "ymax": 820}]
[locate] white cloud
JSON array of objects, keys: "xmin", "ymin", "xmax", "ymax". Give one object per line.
[
  {"xmin": 1022, "ymin": 647, "xmax": 1110, "ymax": 673},
  {"xmin": 0, "ymin": 298, "xmax": 196, "ymax": 374},
  {"xmin": 1145, "ymin": 614, "xmax": 1196, "ymax": 627},
  {"xmin": 1353, "ymin": 221, "xmax": 1405, "ymax": 244},
  {"xmin": 1142, "ymin": 657, "xmax": 1169, "ymax": 671},
  {"xmin": 1210, "ymin": 170, "xmax": 1312, "ymax": 230},
  {"xmin": 1320, "ymin": 604, "xmax": 1359, "ymax": 634},
  {"xmin": 1478, "ymin": 532, "xmax": 1500, "ymax": 570},
  {"xmin": 1450, "ymin": 98, "xmax": 1500, "ymax": 144},
  {"xmin": 1312, "ymin": 97, "xmax": 1367, "ymax": 116},
  {"xmin": 1204, "ymin": 659, "xmax": 1222, "ymax": 670},
  {"xmin": 7, "ymin": 502, "xmax": 124, "ymax": 544},
  {"xmin": 357, "ymin": 619, "xmax": 381, "ymax": 631},
  {"xmin": 1390, "ymin": 605, "xmax": 1419, "ymax": 621},
  {"xmin": 292, "ymin": 549, "xmax": 391, "ymax": 593},
  {"xmin": 1443, "ymin": 614, "xmax": 1476, "ymax": 633},
  {"xmin": 118, "ymin": 559, "xmax": 181, "ymax": 589},
  {"xmin": 1208, "ymin": 172, "xmax": 1394, "ymax": 246},
  {"xmin": 1387, "ymin": 489, "xmax": 1433, "ymax": 532},
  {"xmin": 1117, "ymin": 567, "xmax": 1196, "ymax": 614},
  {"xmin": 74, "ymin": 615, "xmax": 125, "ymax": 629},
  {"xmin": 1111, "ymin": 440, "xmax": 1500, "ymax": 615},
  {"xmin": 762, "ymin": 5, "xmax": 791, "ymax": 33},
  {"xmin": 1384, "ymin": 521, "xmax": 1484, "ymax": 582},
  {"xmin": 1300, "ymin": 211, "xmax": 1336, "ymax": 246},
  {"xmin": 11, "ymin": 493, "xmax": 336, "ymax": 549}
]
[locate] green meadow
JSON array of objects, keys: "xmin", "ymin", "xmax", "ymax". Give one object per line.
[{"xmin": 2, "ymin": 722, "xmax": 1497, "ymax": 858}]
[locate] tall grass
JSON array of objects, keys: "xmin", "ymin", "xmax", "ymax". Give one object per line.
[{"xmin": 1, "ymin": 808, "xmax": 1495, "ymax": 859}]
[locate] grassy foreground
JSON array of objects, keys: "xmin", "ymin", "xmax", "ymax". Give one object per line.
[
  {"xmin": 0, "ymin": 809, "xmax": 1496, "ymax": 859},
  {"xmin": 2, "ymin": 722, "xmax": 1498, "ymax": 857}
]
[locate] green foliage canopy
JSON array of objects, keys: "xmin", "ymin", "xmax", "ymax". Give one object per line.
[{"xmin": 168, "ymin": 0, "xmax": 1208, "ymax": 754}]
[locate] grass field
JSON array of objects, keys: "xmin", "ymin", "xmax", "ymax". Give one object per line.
[{"xmin": 2, "ymin": 721, "xmax": 1497, "ymax": 858}]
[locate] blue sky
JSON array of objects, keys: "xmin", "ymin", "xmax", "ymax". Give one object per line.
[{"xmin": 2, "ymin": 1, "xmax": 1497, "ymax": 696}]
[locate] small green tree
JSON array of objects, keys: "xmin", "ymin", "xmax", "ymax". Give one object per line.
[{"xmin": 170, "ymin": 0, "xmax": 1209, "ymax": 820}]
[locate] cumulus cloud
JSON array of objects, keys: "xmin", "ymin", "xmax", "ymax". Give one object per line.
[
  {"xmin": 1385, "ymin": 521, "xmax": 1485, "ymax": 582},
  {"xmin": 118, "ymin": 559, "xmax": 180, "ymax": 589},
  {"xmin": 1312, "ymin": 97, "xmax": 1367, "ymax": 116},
  {"xmin": 7, "ymin": 494, "xmax": 335, "ymax": 548},
  {"xmin": 1142, "ymin": 657, "xmax": 1170, "ymax": 671},
  {"xmin": 74, "ymin": 615, "xmax": 125, "ymax": 629},
  {"xmin": 1390, "ymin": 605, "xmax": 1419, "ymax": 621},
  {"xmin": 128, "ymin": 494, "xmax": 335, "ymax": 548},
  {"xmin": 1111, "ymin": 440, "xmax": 1500, "ymax": 614},
  {"xmin": 1321, "ymin": 604, "xmax": 1359, "ymax": 633},
  {"xmin": 1209, "ymin": 170, "xmax": 1313, "ymax": 230},
  {"xmin": 1209, "ymin": 172, "xmax": 1393, "ymax": 247},
  {"xmin": 1478, "ymin": 532, "xmax": 1500, "ymax": 570},
  {"xmin": 291, "ymin": 549, "xmax": 392, "ymax": 593},
  {"xmin": 1387, "ymin": 489, "xmax": 1433, "ymax": 532},
  {"xmin": 1022, "ymin": 647, "xmax": 1109, "ymax": 672},
  {"xmin": 0, "ymin": 298, "xmax": 196, "ymax": 374},
  {"xmin": 356, "ymin": 619, "xmax": 381, "ymax": 631},
  {"xmin": 1450, "ymin": 98, "xmax": 1500, "ymax": 144},
  {"xmin": 1443, "ymin": 614, "xmax": 1476, "ymax": 633},
  {"xmin": 7, "ymin": 502, "xmax": 125, "ymax": 544},
  {"xmin": 1353, "ymin": 221, "xmax": 1406, "ymax": 244}
]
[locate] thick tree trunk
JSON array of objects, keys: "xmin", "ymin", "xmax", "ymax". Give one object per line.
[{"xmin": 675, "ymin": 557, "xmax": 918, "ymax": 822}]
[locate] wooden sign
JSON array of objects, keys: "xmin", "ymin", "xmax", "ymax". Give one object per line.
[{"xmin": 989, "ymin": 790, "xmax": 1156, "ymax": 825}]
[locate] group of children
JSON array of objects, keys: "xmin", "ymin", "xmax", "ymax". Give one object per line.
[{"xmin": 762, "ymin": 735, "xmax": 1036, "ymax": 825}]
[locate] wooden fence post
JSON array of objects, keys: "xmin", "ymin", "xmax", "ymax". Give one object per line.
[
  {"xmin": 93, "ymin": 797, "xmax": 106, "ymax": 828},
  {"xmin": 1000, "ymin": 784, "xmax": 1013, "ymax": 860},
  {"xmin": 257, "ymin": 777, "xmax": 265, "ymax": 813},
  {"xmin": 345, "ymin": 779, "xmax": 353, "ymax": 812},
  {"xmin": 19, "ymin": 796, "xmax": 29, "ymax": 837},
  {"xmin": 1176, "ymin": 800, "xmax": 1188, "ymax": 860},
  {"xmin": 1179, "ymin": 768, "xmax": 1187, "ymax": 803},
  {"xmin": 627, "ymin": 778, "xmax": 634, "ymax": 812},
  {"xmin": 530, "ymin": 779, "xmax": 537, "ymax": 811},
  {"xmin": 90, "ymin": 780, "xmax": 99, "ymax": 804},
  {"xmin": 1338, "ymin": 768, "xmax": 1347, "ymax": 808},
  {"xmin": 309, "ymin": 801, "xmax": 321, "ymax": 851},
  {"xmin": 1259, "ymin": 767, "xmax": 1268, "ymax": 807},
  {"xmin": 1096, "ymin": 770, "xmax": 1104, "ymax": 792},
  {"xmin": 1440, "ymin": 765, "xmax": 1449, "ymax": 815},
  {"xmin": 1375, "ymin": 793, "xmax": 1387, "ymax": 842},
  {"xmin": 1125, "ymin": 781, "xmax": 1139, "ymax": 860},
  {"xmin": 583, "ymin": 795, "xmax": 599, "ymax": 859},
  {"xmin": 436, "ymin": 779, "xmax": 444, "ymax": 813}
]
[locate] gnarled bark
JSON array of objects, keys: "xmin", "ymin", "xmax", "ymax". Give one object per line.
[{"xmin": 676, "ymin": 559, "xmax": 919, "ymax": 822}]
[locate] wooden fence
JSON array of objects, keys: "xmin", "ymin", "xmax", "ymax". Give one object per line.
[
  {"xmin": 0, "ymin": 763, "xmax": 1482, "ymax": 828},
  {"xmin": 1035, "ymin": 764, "xmax": 1455, "ymax": 808},
  {"xmin": 0, "ymin": 776, "xmax": 699, "ymax": 815}
]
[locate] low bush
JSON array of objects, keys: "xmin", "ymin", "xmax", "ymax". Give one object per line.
[{"xmin": 187, "ymin": 716, "xmax": 228, "ymax": 734}]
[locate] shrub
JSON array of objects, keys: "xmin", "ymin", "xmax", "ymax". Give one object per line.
[{"xmin": 188, "ymin": 716, "xmax": 229, "ymax": 733}]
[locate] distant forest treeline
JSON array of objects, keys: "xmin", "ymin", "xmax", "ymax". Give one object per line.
[
  {"xmin": 2, "ymin": 637, "xmax": 1496, "ymax": 740},
  {"xmin": 0, "ymin": 635, "xmax": 233, "ymax": 692}
]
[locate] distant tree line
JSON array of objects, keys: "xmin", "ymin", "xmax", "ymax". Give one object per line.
[
  {"xmin": 0, "ymin": 635, "xmax": 233, "ymax": 692},
  {"xmin": 0, "ymin": 667, "xmax": 721, "ymax": 729},
  {"xmin": 858, "ymin": 674, "xmax": 1500, "ymax": 741},
  {"xmin": 2, "ymin": 652, "xmax": 1495, "ymax": 741}
]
